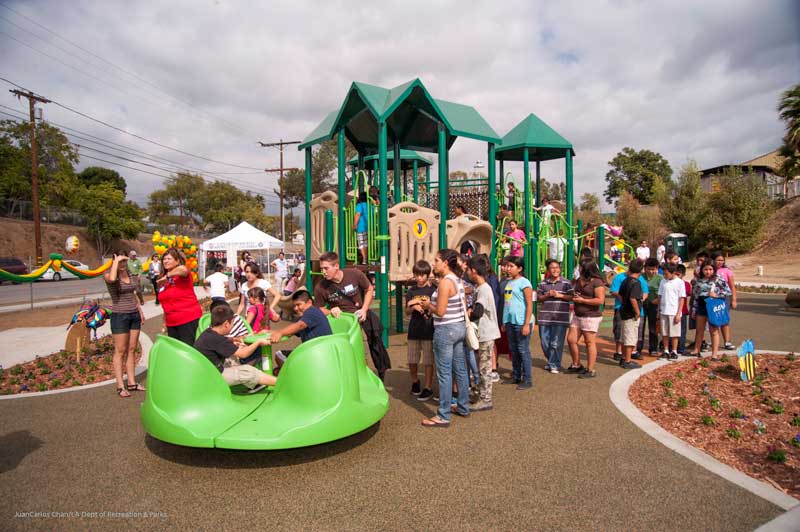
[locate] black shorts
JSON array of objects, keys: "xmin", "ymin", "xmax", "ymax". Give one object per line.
[
  {"xmin": 110, "ymin": 311, "xmax": 141, "ymax": 334},
  {"xmin": 167, "ymin": 319, "xmax": 198, "ymax": 347}
]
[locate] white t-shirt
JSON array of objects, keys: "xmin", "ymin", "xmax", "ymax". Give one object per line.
[
  {"xmin": 656, "ymin": 245, "xmax": 666, "ymax": 263},
  {"xmin": 636, "ymin": 246, "xmax": 651, "ymax": 260},
  {"xmin": 474, "ymin": 283, "xmax": 501, "ymax": 342},
  {"xmin": 206, "ymin": 272, "xmax": 229, "ymax": 299},
  {"xmin": 240, "ymin": 278, "xmax": 272, "ymax": 314},
  {"xmin": 272, "ymin": 258, "xmax": 288, "ymax": 279},
  {"xmin": 658, "ymin": 277, "xmax": 686, "ymax": 316}
]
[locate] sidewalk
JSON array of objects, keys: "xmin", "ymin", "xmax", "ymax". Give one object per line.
[{"xmin": 0, "ymin": 287, "xmax": 208, "ymax": 368}]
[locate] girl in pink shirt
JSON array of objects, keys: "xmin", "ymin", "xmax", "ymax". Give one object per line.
[
  {"xmin": 505, "ymin": 219, "xmax": 527, "ymax": 257},
  {"xmin": 711, "ymin": 251, "xmax": 736, "ymax": 350}
]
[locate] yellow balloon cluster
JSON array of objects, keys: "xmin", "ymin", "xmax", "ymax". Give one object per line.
[{"xmin": 150, "ymin": 231, "xmax": 199, "ymax": 284}]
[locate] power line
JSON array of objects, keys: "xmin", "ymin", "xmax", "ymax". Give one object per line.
[
  {"xmin": 0, "ymin": 77, "xmax": 266, "ymax": 170},
  {"xmin": 0, "ymin": 2, "xmax": 245, "ymax": 134}
]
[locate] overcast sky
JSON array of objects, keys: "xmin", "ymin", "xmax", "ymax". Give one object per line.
[{"xmin": 1, "ymin": 0, "xmax": 798, "ymax": 213}]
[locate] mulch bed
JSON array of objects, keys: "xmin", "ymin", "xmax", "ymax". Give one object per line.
[
  {"xmin": 0, "ymin": 335, "xmax": 142, "ymax": 395},
  {"xmin": 630, "ymin": 353, "xmax": 800, "ymax": 500}
]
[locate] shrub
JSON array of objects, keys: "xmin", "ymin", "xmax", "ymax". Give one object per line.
[
  {"xmin": 699, "ymin": 359, "xmax": 709, "ymax": 368},
  {"xmin": 730, "ymin": 409, "xmax": 745, "ymax": 419},
  {"xmin": 790, "ymin": 436, "xmax": 800, "ymax": 449},
  {"xmin": 769, "ymin": 402, "xmax": 784, "ymax": 415},
  {"xmin": 677, "ymin": 397, "xmax": 689, "ymax": 408},
  {"xmin": 36, "ymin": 382, "xmax": 46, "ymax": 392},
  {"xmin": 10, "ymin": 366, "xmax": 23, "ymax": 375},
  {"xmin": 9, "ymin": 377, "xmax": 19, "ymax": 385},
  {"xmin": 50, "ymin": 379, "xmax": 61, "ymax": 387},
  {"xmin": 791, "ymin": 416, "xmax": 800, "ymax": 427},
  {"xmin": 720, "ymin": 354, "xmax": 729, "ymax": 363},
  {"xmin": 766, "ymin": 449, "xmax": 786, "ymax": 463},
  {"xmin": 726, "ymin": 428, "xmax": 742, "ymax": 439},
  {"xmin": 702, "ymin": 416, "xmax": 716, "ymax": 426},
  {"xmin": 675, "ymin": 371, "xmax": 684, "ymax": 379},
  {"xmin": 709, "ymin": 398, "xmax": 721, "ymax": 410},
  {"xmin": 661, "ymin": 380, "xmax": 673, "ymax": 389},
  {"xmin": 787, "ymin": 352, "xmax": 796, "ymax": 362}
]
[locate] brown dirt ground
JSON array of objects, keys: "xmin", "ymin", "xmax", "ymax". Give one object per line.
[{"xmin": 630, "ymin": 354, "xmax": 800, "ymax": 500}]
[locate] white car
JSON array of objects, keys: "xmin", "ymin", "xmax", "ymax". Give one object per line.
[{"xmin": 39, "ymin": 260, "xmax": 89, "ymax": 281}]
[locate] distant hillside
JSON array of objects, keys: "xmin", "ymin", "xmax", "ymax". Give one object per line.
[{"xmin": 753, "ymin": 196, "xmax": 800, "ymax": 256}]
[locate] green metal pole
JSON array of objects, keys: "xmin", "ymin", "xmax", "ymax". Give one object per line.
[
  {"xmin": 337, "ymin": 130, "xmax": 347, "ymax": 268},
  {"xmin": 566, "ymin": 150, "xmax": 575, "ymax": 279},
  {"xmin": 499, "ymin": 159, "xmax": 505, "ymax": 192},
  {"xmin": 488, "ymin": 142, "xmax": 497, "ymax": 263},
  {"xmin": 412, "ymin": 160, "xmax": 419, "ymax": 204},
  {"xmin": 304, "ymin": 147, "xmax": 313, "ymax": 292},
  {"xmin": 378, "ymin": 121, "xmax": 389, "ymax": 346},
  {"xmin": 598, "ymin": 224, "xmax": 606, "ymax": 271},
  {"xmin": 395, "ymin": 283, "xmax": 404, "ymax": 333},
  {"xmin": 523, "ymin": 148, "xmax": 530, "ymax": 273},
  {"xmin": 425, "ymin": 165, "xmax": 430, "ymax": 208},
  {"xmin": 437, "ymin": 123, "xmax": 447, "ymax": 249},
  {"xmin": 393, "ymin": 142, "xmax": 401, "ymax": 205},
  {"xmin": 324, "ymin": 209, "xmax": 334, "ymax": 252},
  {"xmin": 534, "ymin": 159, "xmax": 540, "ymax": 241}
]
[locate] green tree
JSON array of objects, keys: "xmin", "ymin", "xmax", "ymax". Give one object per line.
[
  {"xmin": 696, "ymin": 167, "xmax": 770, "ymax": 254},
  {"xmin": 146, "ymin": 172, "xmax": 206, "ymax": 224},
  {"xmin": 778, "ymin": 83, "xmax": 800, "ymax": 152},
  {"xmin": 660, "ymin": 160, "xmax": 706, "ymax": 246},
  {"xmin": 579, "ymin": 192, "xmax": 600, "ymax": 212},
  {"xmin": 77, "ymin": 166, "xmax": 126, "ymax": 194},
  {"xmin": 605, "ymin": 147, "xmax": 673, "ymax": 205},
  {"xmin": 79, "ymin": 182, "xmax": 144, "ymax": 258},
  {"xmin": 0, "ymin": 119, "xmax": 80, "ymax": 207}
]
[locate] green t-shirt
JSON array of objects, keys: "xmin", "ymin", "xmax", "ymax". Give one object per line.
[
  {"xmin": 645, "ymin": 273, "xmax": 663, "ymax": 305},
  {"xmin": 128, "ymin": 258, "xmax": 143, "ymax": 276}
]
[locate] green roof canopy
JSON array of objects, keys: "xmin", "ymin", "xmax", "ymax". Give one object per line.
[
  {"xmin": 347, "ymin": 149, "xmax": 432, "ymax": 170},
  {"xmin": 299, "ymin": 79, "xmax": 500, "ymax": 152},
  {"xmin": 496, "ymin": 113, "xmax": 575, "ymax": 162}
]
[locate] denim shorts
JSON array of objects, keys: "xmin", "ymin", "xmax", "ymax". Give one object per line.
[{"xmin": 110, "ymin": 311, "xmax": 141, "ymax": 334}]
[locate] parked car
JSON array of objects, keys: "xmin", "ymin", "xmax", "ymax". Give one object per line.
[
  {"xmin": 0, "ymin": 257, "xmax": 28, "ymax": 284},
  {"xmin": 39, "ymin": 260, "xmax": 89, "ymax": 281}
]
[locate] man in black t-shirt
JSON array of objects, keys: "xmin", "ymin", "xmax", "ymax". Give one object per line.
[
  {"xmin": 405, "ymin": 260, "xmax": 436, "ymax": 399},
  {"xmin": 313, "ymin": 252, "xmax": 391, "ymax": 380},
  {"xmin": 194, "ymin": 305, "xmax": 277, "ymax": 392},
  {"xmin": 618, "ymin": 259, "xmax": 644, "ymax": 369}
]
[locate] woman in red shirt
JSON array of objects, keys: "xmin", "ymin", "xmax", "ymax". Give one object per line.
[{"xmin": 157, "ymin": 248, "xmax": 202, "ymax": 346}]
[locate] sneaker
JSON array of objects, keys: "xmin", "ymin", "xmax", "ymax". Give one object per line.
[
  {"xmin": 411, "ymin": 381, "xmax": 421, "ymax": 396},
  {"xmin": 490, "ymin": 371, "xmax": 500, "ymax": 383},
  {"xmin": 724, "ymin": 342, "xmax": 735, "ymax": 350},
  {"xmin": 668, "ymin": 351, "xmax": 679, "ymax": 361},
  {"xmin": 544, "ymin": 364, "xmax": 552, "ymax": 371},
  {"xmin": 631, "ymin": 351, "xmax": 643, "ymax": 360},
  {"xmin": 578, "ymin": 370, "xmax": 597, "ymax": 379},
  {"xmin": 516, "ymin": 381, "xmax": 533, "ymax": 390},
  {"xmin": 613, "ymin": 352, "xmax": 622, "ymax": 361},
  {"xmin": 504, "ymin": 378, "xmax": 522, "ymax": 385},
  {"xmin": 659, "ymin": 352, "xmax": 670, "ymax": 360},
  {"xmin": 549, "ymin": 367, "xmax": 560, "ymax": 374},
  {"xmin": 565, "ymin": 365, "xmax": 585, "ymax": 374},
  {"xmin": 417, "ymin": 388, "xmax": 433, "ymax": 401},
  {"xmin": 620, "ymin": 361, "xmax": 642, "ymax": 369},
  {"xmin": 472, "ymin": 400, "xmax": 493, "ymax": 411},
  {"xmin": 701, "ymin": 341, "xmax": 710, "ymax": 352}
]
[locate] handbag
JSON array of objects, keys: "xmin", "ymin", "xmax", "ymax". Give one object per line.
[
  {"xmin": 705, "ymin": 297, "xmax": 730, "ymax": 327},
  {"xmin": 460, "ymin": 280, "xmax": 480, "ymax": 350}
]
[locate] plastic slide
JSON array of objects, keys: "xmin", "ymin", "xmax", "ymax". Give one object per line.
[{"xmin": 141, "ymin": 313, "xmax": 389, "ymax": 450}]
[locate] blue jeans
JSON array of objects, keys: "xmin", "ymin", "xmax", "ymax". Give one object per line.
[
  {"xmin": 433, "ymin": 322, "xmax": 469, "ymax": 421},
  {"xmin": 539, "ymin": 324, "xmax": 568, "ymax": 370},
  {"xmin": 678, "ymin": 314, "xmax": 688, "ymax": 353},
  {"xmin": 506, "ymin": 323, "xmax": 532, "ymax": 383},
  {"xmin": 466, "ymin": 348, "xmax": 480, "ymax": 387}
]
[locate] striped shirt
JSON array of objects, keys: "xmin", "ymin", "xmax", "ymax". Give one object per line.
[
  {"xmin": 536, "ymin": 276, "xmax": 572, "ymax": 326},
  {"xmin": 226, "ymin": 315, "xmax": 249, "ymax": 338},
  {"xmin": 105, "ymin": 277, "xmax": 138, "ymax": 313},
  {"xmin": 431, "ymin": 274, "xmax": 465, "ymax": 326}
]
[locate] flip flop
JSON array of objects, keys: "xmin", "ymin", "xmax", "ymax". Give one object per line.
[
  {"xmin": 421, "ymin": 416, "xmax": 450, "ymax": 428},
  {"xmin": 117, "ymin": 388, "xmax": 131, "ymax": 398},
  {"xmin": 127, "ymin": 383, "xmax": 146, "ymax": 392}
]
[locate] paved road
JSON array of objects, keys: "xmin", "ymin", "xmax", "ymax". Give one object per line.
[{"xmin": 0, "ymin": 277, "xmax": 108, "ymax": 306}]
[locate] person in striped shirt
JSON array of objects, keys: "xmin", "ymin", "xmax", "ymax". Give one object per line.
[{"xmin": 536, "ymin": 259, "xmax": 572, "ymax": 374}]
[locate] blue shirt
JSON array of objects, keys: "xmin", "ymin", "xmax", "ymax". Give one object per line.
[
  {"xmin": 355, "ymin": 202, "xmax": 368, "ymax": 233},
  {"xmin": 610, "ymin": 272, "xmax": 649, "ymax": 316},
  {"xmin": 502, "ymin": 277, "xmax": 533, "ymax": 325},
  {"xmin": 298, "ymin": 306, "xmax": 333, "ymax": 343}
]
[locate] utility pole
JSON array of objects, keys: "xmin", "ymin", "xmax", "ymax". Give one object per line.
[
  {"xmin": 11, "ymin": 89, "xmax": 50, "ymax": 266},
  {"xmin": 257, "ymin": 139, "xmax": 300, "ymax": 242}
]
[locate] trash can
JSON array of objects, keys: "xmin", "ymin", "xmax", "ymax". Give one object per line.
[{"xmin": 665, "ymin": 233, "xmax": 689, "ymax": 263}]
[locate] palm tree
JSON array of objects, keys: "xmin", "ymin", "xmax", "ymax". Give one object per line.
[{"xmin": 778, "ymin": 84, "xmax": 800, "ymax": 152}]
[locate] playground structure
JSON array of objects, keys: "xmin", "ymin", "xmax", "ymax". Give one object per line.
[{"xmin": 141, "ymin": 312, "xmax": 389, "ymax": 450}]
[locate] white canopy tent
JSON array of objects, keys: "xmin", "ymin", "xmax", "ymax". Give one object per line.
[{"xmin": 198, "ymin": 221, "xmax": 284, "ymax": 279}]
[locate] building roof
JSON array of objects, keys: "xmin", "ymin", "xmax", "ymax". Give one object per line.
[
  {"xmin": 299, "ymin": 79, "xmax": 500, "ymax": 152},
  {"xmin": 496, "ymin": 113, "xmax": 575, "ymax": 162},
  {"xmin": 701, "ymin": 148, "xmax": 785, "ymax": 177},
  {"xmin": 347, "ymin": 149, "xmax": 433, "ymax": 170}
]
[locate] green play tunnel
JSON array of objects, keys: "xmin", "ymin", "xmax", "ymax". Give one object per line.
[{"xmin": 141, "ymin": 313, "xmax": 389, "ymax": 450}]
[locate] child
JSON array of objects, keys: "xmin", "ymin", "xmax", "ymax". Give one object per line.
[
  {"xmin": 618, "ymin": 259, "xmax": 644, "ymax": 369},
  {"xmin": 505, "ymin": 219, "xmax": 527, "ymax": 258},
  {"xmin": 501, "ymin": 256, "xmax": 534, "ymax": 389},
  {"xmin": 466, "ymin": 256, "xmax": 501, "ymax": 410},
  {"xmin": 494, "ymin": 256, "xmax": 512, "ymax": 371},
  {"xmin": 405, "ymin": 260, "xmax": 436, "ymax": 400},
  {"xmin": 353, "ymin": 191, "xmax": 370, "ymax": 264},
  {"xmin": 209, "ymin": 299, "xmax": 249, "ymax": 338},
  {"xmin": 194, "ymin": 305, "xmax": 276, "ymax": 393},
  {"xmin": 269, "ymin": 291, "xmax": 333, "ymax": 370},
  {"xmin": 246, "ymin": 287, "xmax": 266, "ymax": 333},
  {"xmin": 284, "ymin": 268, "xmax": 303, "ymax": 295},
  {"xmin": 204, "ymin": 263, "xmax": 229, "ymax": 303},
  {"xmin": 657, "ymin": 263, "xmax": 686, "ymax": 360},
  {"xmin": 676, "ymin": 264, "xmax": 691, "ymax": 355}
]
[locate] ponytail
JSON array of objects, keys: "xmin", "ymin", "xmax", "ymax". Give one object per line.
[{"xmin": 437, "ymin": 249, "xmax": 462, "ymax": 276}]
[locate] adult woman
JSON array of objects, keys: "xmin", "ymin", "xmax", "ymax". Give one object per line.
[
  {"xmin": 690, "ymin": 260, "xmax": 732, "ymax": 359},
  {"xmin": 421, "ymin": 249, "xmax": 469, "ymax": 427},
  {"xmin": 566, "ymin": 261, "xmax": 606, "ymax": 378},
  {"xmin": 236, "ymin": 261, "xmax": 280, "ymax": 320},
  {"xmin": 158, "ymin": 247, "xmax": 202, "ymax": 346},
  {"xmin": 104, "ymin": 251, "xmax": 146, "ymax": 397},
  {"xmin": 711, "ymin": 252, "xmax": 737, "ymax": 350},
  {"xmin": 236, "ymin": 251, "xmax": 252, "ymax": 284}
]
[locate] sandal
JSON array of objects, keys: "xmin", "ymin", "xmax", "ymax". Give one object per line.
[
  {"xmin": 117, "ymin": 387, "xmax": 131, "ymax": 398},
  {"xmin": 127, "ymin": 383, "xmax": 146, "ymax": 392},
  {"xmin": 421, "ymin": 416, "xmax": 450, "ymax": 428}
]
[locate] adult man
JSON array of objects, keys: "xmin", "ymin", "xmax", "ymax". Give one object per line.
[
  {"xmin": 313, "ymin": 252, "xmax": 391, "ymax": 380},
  {"xmin": 271, "ymin": 252, "xmax": 288, "ymax": 291},
  {"xmin": 536, "ymin": 259, "xmax": 572, "ymax": 374},
  {"xmin": 636, "ymin": 240, "xmax": 651, "ymax": 261},
  {"xmin": 656, "ymin": 239, "xmax": 666, "ymax": 264},
  {"xmin": 127, "ymin": 250, "xmax": 145, "ymax": 305},
  {"xmin": 637, "ymin": 257, "xmax": 663, "ymax": 357}
]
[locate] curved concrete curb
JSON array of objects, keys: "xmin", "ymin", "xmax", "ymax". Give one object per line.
[
  {"xmin": 609, "ymin": 352, "xmax": 799, "ymax": 512},
  {"xmin": 0, "ymin": 331, "xmax": 151, "ymax": 401}
]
